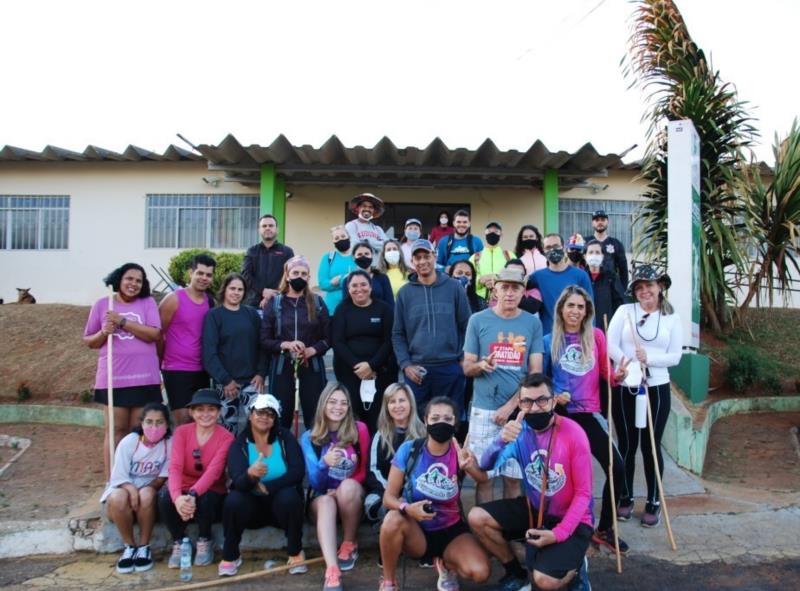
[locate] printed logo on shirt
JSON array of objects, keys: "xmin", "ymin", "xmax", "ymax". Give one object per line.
[
  {"xmin": 524, "ymin": 450, "xmax": 566, "ymax": 497},
  {"xmin": 558, "ymin": 344, "xmax": 595, "ymax": 376},
  {"xmin": 450, "ymin": 245, "xmax": 470, "ymax": 255},
  {"xmin": 130, "ymin": 458, "xmax": 164, "ymax": 476},
  {"xmin": 414, "ymin": 462, "xmax": 458, "ymax": 501},
  {"xmin": 329, "ymin": 450, "xmax": 357, "ymax": 481},
  {"xmin": 605, "ymin": 244, "xmax": 615, "ymax": 254},
  {"xmin": 370, "ymin": 317, "xmax": 381, "ymax": 323},
  {"xmin": 114, "ymin": 312, "xmax": 142, "ymax": 341},
  {"xmin": 488, "ymin": 331, "xmax": 527, "ymax": 369}
]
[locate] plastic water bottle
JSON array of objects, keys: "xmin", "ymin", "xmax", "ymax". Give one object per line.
[
  {"xmin": 635, "ymin": 384, "xmax": 647, "ymax": 429},
  {"xmin": 179, "ymin": 537, "xmax": 192, "ymax": 582}
]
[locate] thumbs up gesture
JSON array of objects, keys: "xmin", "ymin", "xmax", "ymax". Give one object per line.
[
  {"xmin": 248, "ymin": 451, "xmax": 268, "ymax": 480},
  {"xmin": 501, "ymin": 412, "xmax": 524, "ymax": 443}
]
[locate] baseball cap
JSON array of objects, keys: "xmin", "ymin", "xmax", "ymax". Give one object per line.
[
  {"xmin": 250, "ymin": 393, "xmax": 282, "ymax": 416},
  {"xmin": 485, "ymin": 221, "xmax": 502, "ymax": 231},
  {"xmin": 592, "ymin": 210, "xmax": 608, "ymax": 219},
  {"xmin": 494, "ymin": 268, "xmax": 526, "ymax": 286},
  {"xmin": 411, "ymin": 238, "xmax": 435, "ymax": 254},
  {"xmin": 405, "ymin": 218, "xmax": 422, "ymax": 227}
]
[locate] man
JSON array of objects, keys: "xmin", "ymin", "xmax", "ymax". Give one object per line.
[
  {"xmin": 469, "ymin": 373, "xmax": 593, "ymax": 591},
  {"xmin": 345, "ymin": 192, "xmax": 386, "ymax": 253},
  {"xmin": 436, "ymin": 209, "xmax": 484, "ymax": 270},
  {"xmin": 392, "ymin": 239, "xmax": 471, "ymax": 414},
  {"xmin": 529, "ymin": 234, "xmax": 594, "ymax": 335},
  {"xmin": 242, "ymin": 214, "xmax": 295, "ymax": 307},
  {"xmin": 463, "ymin": 268, "xmax": 544, "ymax": 504},
  {"xmin": 591, "ymin": 210, "xmax": 628, "ymax": 286},
  {"xmin": 159, "ymin": 254, "xmax": 216, "ymax": 425},
  {"xmin": 470, "ymin": 221, "xmax": 513, "ymax": 300}
]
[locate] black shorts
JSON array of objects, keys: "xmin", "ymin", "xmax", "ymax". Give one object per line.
[
  {"xmin": 421, "ymin": 520, "xmax": 470, "ymax": 563},
  {"xmin": 162, "ymin": 370, "xmax": 210, "ymax": 409},
  {"xmin": 479, "ymin": 496, "xmax": 529, "ymax": 541},
  {"xmin": 93, "ymin": 384, "xmax": 162, "ymax": 408}
]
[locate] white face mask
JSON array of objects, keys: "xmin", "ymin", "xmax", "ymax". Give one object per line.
[
  {"xmin": 385, "ymin": 250, "xmax": 401, "ymax": 265},
  {"xmin": 586, "ymin": 254, "xmax": 604, "ymax": 268}
]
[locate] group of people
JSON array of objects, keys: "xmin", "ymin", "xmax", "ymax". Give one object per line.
[{"xmin": 84, "ymin": 192, "xmax": 682, "ymax": 591}]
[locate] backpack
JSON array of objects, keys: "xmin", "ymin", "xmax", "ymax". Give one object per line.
[
  {"xmin": 401, "ymin": 437, "xmax": 466, "ymax": 519},
  {"xmin": 443, "ymin": 233, "xmax": 475, "ymax": 262},
  {"xmin": 271, "ymin": 292, "xmax": 324, "ymax": 336}
]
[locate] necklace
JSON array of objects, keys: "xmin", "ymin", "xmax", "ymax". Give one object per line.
[{"xmin": 635, "ymin": 305, "xmax": 661, "ymax": 342}]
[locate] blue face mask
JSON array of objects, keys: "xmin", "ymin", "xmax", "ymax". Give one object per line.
[
  {"xmin": 455, "ymin": 275, "xmax": 470, "ymax": 289},
  {"xmin": 405, "ymin": 229, "xmax": 420, "ymax": 241}
]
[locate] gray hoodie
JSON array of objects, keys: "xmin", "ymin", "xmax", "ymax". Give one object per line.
[{"xmin": 391, "ymin": 272, "xmax": 471, "ymax": 369}]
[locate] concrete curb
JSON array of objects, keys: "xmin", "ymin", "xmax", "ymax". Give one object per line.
[{"xmin": 0, "ymin": 404, "xmax": 104, "ymax": 427}]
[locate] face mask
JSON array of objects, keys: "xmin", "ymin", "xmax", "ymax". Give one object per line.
[
  {"xmin": 143, "ymin": 425, "xmax": 167, "ymax": 444},
  {"xmin": 485, "ymin": 232, "xmax": 501, "ymax": 246},
  {"xmin": 359, "ymin": 211, "xmax": 373, "ymax": 222},
  {"xmin": 586, "ymin": 254, "xmax": 604, "ymax": 267},
  {"xmin": 440, "ymin": 217, "xmax": 448, "ymax": 225},
  {"xmin": 334, "ymin": 238, "xmax": 350, "ymax": 252},
  {"xmin": 455, "ymin": 275, "xmax": 470, "ymax": 289},
  {"xmin": 567, "ymin": 251, "xmax": 583, "ymax": 263},
  {"xmin": 546, "ymin": 248, "xmax": 565, "ymax": 264},
  {"xmin": 288, "ymin": 277, "xmax": 308, "ymax": 292},
  {"xmin": 524, "ymin": 410, "xmax": 554, "ymax": 431},
  {"xmin": 385, "ymin": 250, "xmax": 401, "ymax": 265},
  {"xmin": 521, "ymin": 239, "xmax": 538, "ymax": 251},
  {"xmin": 355, "ymin": 256, "xmax": 372, "ymax": 269},
  {"xmin": 427, "ymin": 421, "xmax": 456, "ymax": 443},
  {"xmin": 405, "ymin": 229, "xmax": 420, "ymax": 241}
]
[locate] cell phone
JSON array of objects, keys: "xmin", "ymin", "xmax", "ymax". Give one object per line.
[
  {"xmin": 422, "ymin": 503, "xmax": 434, "ymax": 514},
  {"xmin": 526, "ymin": 531, "xmax": 540, "ymax": 541}
]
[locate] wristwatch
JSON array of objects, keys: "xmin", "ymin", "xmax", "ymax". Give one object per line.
[{"xmin": 119, "ymin": 317, "xmax": 127, "ymax": 328}]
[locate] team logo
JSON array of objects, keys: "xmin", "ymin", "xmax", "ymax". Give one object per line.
[
  {"xmin": 415, "ymin": 462, "xmax": 458, "ymax": 501},
  {"xmin": 559, "ymin": 344, "xmax": 594, "ymax": 376},
  {"xmin": 524, "ymin": 450, "xmax": 566, "ymax": 496},
  {"xmin": 113, "ymin": 312, "xmax": 142, "ymax": 340},
  {"xmin": 329, "ymin": 450, "xmax": 356, "ymax": 481},
  {"xmin": 605, "ymin": 244, "xmax": 615, "ymax": 254}
]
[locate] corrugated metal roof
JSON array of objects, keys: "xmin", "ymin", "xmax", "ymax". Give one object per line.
[{"xmin": 0, "ymin": 144, "xmax": 202, "ymax": 162}]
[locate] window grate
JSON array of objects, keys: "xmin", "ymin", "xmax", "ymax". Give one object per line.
[
  {"xmin": 558, "ymin": 198, "xmax": 643, "ymax": 253},
  {"xmin": 0, "ymin": 195, "xmax": 70, "ymax": 250}
]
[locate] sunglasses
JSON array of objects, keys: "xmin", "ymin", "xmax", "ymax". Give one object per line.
[
  {"xmin": 638, "ymin": 313, "xmax": 651, "ymax": 327},
  {"xmin": 192, "ymin": 448, "xmax": 203, "ymax": 472},
  {"xmin": 253, "ymin": 408, "xmax": 276, "ymax": 418}
]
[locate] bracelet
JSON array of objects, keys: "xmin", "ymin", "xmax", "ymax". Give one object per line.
[{"xmin": 398, "ymin": 502, "xmax": 408, "ymax": 515}]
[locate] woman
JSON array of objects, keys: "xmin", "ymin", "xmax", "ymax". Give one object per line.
[
  {"xmin": 566, "ymin": 233, "xmax": 587, "ymax": 270},
  {"xmin": 585, "ymin": 240, "xmax": 626, "ymax": 331},
  {"xmin": 400, "ymin": 218, "xmax": 423, "ymax": 268},
  {"xmin": 448, "ymin": 259, "xmax": 486, "ymax": 314},
  {"xmin": 318, "ymin": 225, "xmax": 358, "ymax": 314},
  {"xmin": 262, "ymin": 255, "xmax": 331, "ymax": 430},
  {"xmin": 300, "ymin": 383, "xmax": 371, "ymax": 591},
  {"xmin": 429, "ymin": 210, "xmax": 454, "ymax": 247},
  {"xmin": 102, "ymin": 402, "xmax": 172, "ymax": 574},
  {"xmin": 377, "ymin": 239, "xmax": 409, "ymax": 296},
  {"xmin": 158, "ymin": 389, "xmax": 234, "ymax": 568},
  {"xmin": 379, "ymin": 396, "xmax": 490, "ymax": 591},
  {"xmin": 83, "ymin": 262, "xmax": 162, "ymax": 479},
  {"xmin": 607, "ymin": 265, "xmax": 682, "ymax": 528},
  {"xmin": 220, "ymin": 394, "xmax": 307, "ymax": 577},
  {"xmin": 342, "ymin": 241, "xmax": 394, "ymax": 311},
  {"xmin": 514, "ymin": 225, "xmax": 547, "ymax": 277},
  {"xmin": 202, "ymin": 273, "xmax": 268, "ymax": 434},
  {"xmin": 543, "ymin": 286, "xmax": 630, "ymax": 554},
  {"xmin": 504, "ymin": 259, "xmax": 542, "ymax": 315},
  {"xmin": 332, "ymin": 270, "xmax": 395, "ymax": 434}
]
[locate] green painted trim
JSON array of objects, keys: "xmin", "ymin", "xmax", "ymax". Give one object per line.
[
  {"xmin": 260, "ymin": 163, "xmax": 286, "ymax": 243},
  {"xmin": 543, "ymin": 169, "xmax": 559, "ymax": 234},
  {"xmin": 0, "ymin": 404, "xmax": 104, "ymax": 428}
]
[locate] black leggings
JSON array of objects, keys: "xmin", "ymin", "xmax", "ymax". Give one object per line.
[
  {"xmin": 270, "ymin": 354, "xmax": 327, "ymax": 430},
  {"xmin": 335, "ymin": 369, "xmax": 394, "ymax": 436},
  {"xmin": 157, "ymin": 487, "xmax": 224, "ymax": 542},
  {"xmin": 612, "ymin": 383, "xmax": 671, "ymax": 505},
  {"xmin": 568, "ymin": 412, "xmax": 625, "ymax": 532},
  {"xmin": 222, "ymin": 488, "xmax": 305, "ymax": 560}
]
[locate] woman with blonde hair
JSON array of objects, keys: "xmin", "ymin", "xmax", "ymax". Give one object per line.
[
  {"xmin": 318, "ymin": 225, "xmax": 358, "ymax": 314},
  {"xmin": 377, "ymin": 239, "xmax": 410, "ymax": 296},
  {"xmin": 300, "ymin": 382, "xmax": 370, "ymax": 591}
]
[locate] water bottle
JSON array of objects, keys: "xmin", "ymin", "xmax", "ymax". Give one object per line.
[
  {"xmin": 179, "ymin": 537, "xmax": 192, "ymax": 582},
  {"xmin": 635, "ymin": 384, "xmax": 647, "ymax": 429}
]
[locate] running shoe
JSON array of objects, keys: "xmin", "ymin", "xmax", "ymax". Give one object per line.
[
  {"xmin": 133, "ymin": 544, "xmax": 153, "ymax": 572},
  {"xmin": 323, "ymin": 565, "xmax": 343, "ymax": 591},
  {"xmin": 337, "ymin": 541, "xmax": 359, "ymax": 571},
  {"xmin": 491, "ymin": 571, "xmax": 529, "ymax": 591},
  {"xmin": 116, "ymin": 545, "xmax": 136, "ymax": 574},
  {"xmin": 378, "ymin": 577, "xmax": 398, "ymax": 591},
  {"xmin": 167, "ymin": 541, "xmax": 183, "ymax": 569},
  {"xmin": 218, "ymin": 557, "xmax": 242, "ymax": 577},
  {"xmin": 591, "ymin": 528, "xmax": 630, "ymax": 555},
  {"xmin": 435, "ymin": 557, "xmax": 460, "ymax": 591},
  {"xmin": 194, "ymin": 537, "xmax": 215, "ymax": 566},
  {"xmin": 616, "ymin": 499, "xmax": 634, "ymax": 521},
  {"xmin": 641, "ymin": 503, "xmax": 661, "ymax": 528},
  {"xmin": 288, "ymin": 550, "xmax": 309, "ymax": 574},
  {"xmin": 418, "ymin": 557, "xmax": 435, "ymax": 568}
]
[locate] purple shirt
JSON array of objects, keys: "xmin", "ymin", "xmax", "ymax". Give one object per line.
[{"xmin": 162, "ymin": 288, "xmax": 211, "ymax": 371}]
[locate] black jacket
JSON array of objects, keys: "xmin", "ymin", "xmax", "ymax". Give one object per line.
[
  {"xmin": 589, "ymin": 268, "xmax": 626, "ymax": 330},
  {"xmin": 227, "ymin": 425, "xmax": 305, "ymax": 495},
  {"xmin": 242, "ymin": 241, "xmax": 295, "ymax": 306},
  {"xmin": 593, "ymin": 236, "xmax": 628, "ymax": 286}
]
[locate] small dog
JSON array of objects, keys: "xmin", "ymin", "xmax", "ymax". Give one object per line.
[{"xmin": 16, "ymin": 288, "xmax": 36, "ymax": 304}]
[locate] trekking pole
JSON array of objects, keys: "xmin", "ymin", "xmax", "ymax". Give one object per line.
[
  {"xmin": 293, "ymin": 356, "xmax": 301, "ymax": 438},
  {"xmin": 107, "ymin": 286, "xmax": 116, "ymax": 472},
  {"xmin": 625, "ymin": 314, "xmax": 677, "ymax": 551},
  {"xmin": 603, "ymin": 314, "xmax": 623, "ymax": 574}
]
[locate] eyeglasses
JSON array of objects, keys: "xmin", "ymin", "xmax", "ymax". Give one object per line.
[
  {"xmin": 638, "ymin": 313, "xmax": 651, "ymax": 327},
  {"xmin": 519, "ymin": 396, "xmax": 554, "ymax": 410},
  {"xmin": 253, "ymin": 408, "xmax": 276, "ymax": 418},
  {"xmin": 192, "ymin": 448, "xmax": 203, "ymax": 472}
]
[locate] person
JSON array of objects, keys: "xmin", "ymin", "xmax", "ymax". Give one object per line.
[
  {"xmin": 436, "ymin": 209, "xmax": 484, "ymax": 271},
  {"xmin": 462, "ymin": 268, "xmax": 543, "ymax": 505},
  {"xmin": 101, "ymin": 402, "xmax": 172, "ymax": 574},
  {"xmin": 565, "ymin": 234, "xmax": 586, "ymax": 270},
  {"xmin": 158, "ymin": 389, "xmax": 234, "ymax": 568},
  {"xmin": 83, "ymin": 263, "xmax": 162, "ymax": 479},
  {"xmin": 543, "ymin": 286, "xmax": 630, "ymax": 554},
  {"xmin": 345, "ymin": 193, "xmax": 387, "ymax": 254},
  {"xmin": 242, "ymin": 213, "xmax": 295, "ymax": 307},
  {"xmin": 400, "ymin": 218, "xmax": 423, "ymax": 268},
  {"xmin": 343, "ymin": 240, "xmax": 395, "ymax": 311},
  {"xmin": 332, "ymin": 270, "xmax": 395, "ymax": 434},
  {"xmin": 504, "ymin": 259, "xmax": 542, "ymax": 316},
  {"xmin": 529, "ymin": 234, "xmax": 594, "ymax": 335},
  {"xmin": 393, "ymin": 239, "xmax": 471, "ymax": 416},
  {"xmin": 219, "ymin": 394, "xmax": 307, "ymax": 577},
  {"xmin": 469, "ymin": 374, "xmax": 594, "ymax": 591},
  {"xmin": 202, "ymin": 273, "xmax": 268, "ymax": 434},
  {"xmin": 300, "ymin": 383, "xmax": 371, "ymax": 591},
  {"xmin": 261, "ymin": 256, "xmax": 331, "ymax": 430},
  {"xmin": 429, "ymin": 210, "xmax": 454, "ymax": 247},
  {"xmin": 448, "ymin": 259, "xmax": 486, "ymax": 313},
  {"xmin": 607, "ymin": 265, "xmax": 681, "ymax": 527},
  {"xmin": 590, "ymin": 210, "xmax": 629, "ymax": 286},
  {"xmin": 364, "ymin": 383, "xmax": 426, "ymax": 527},
  {"xmin": 514, "ymin": 224, "xmax": 547, "ymax": 277},
  {"xmin": 585, "ymin": 240, "xmax": 625, "ymax": 331},
  {"xmin": 378, "ymin": 239, "xmax": 410, "ymax": 296},
  {"xmin": 470, "ymin": 221, "xmax": 513, "ymax": 300},
  {"xmin": 159, "ymin": 254, "xmax": 216, "ymax": 425},
  {"xmin": 378, "ymin": 396, "xmax": 491, "ymax": 591},
  {"xmin": 318, "ymin": 225, "xmax": 358, "ymax": 315}
]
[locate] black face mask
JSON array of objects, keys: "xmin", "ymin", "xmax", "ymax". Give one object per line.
[
  {"xmin": 427, "ymin": 422, "xmax": 456, "ymax": 443},
  {"xmin": 288, "ymin": 277, "xmax": 308, "ymax": 292},
  {"xmin": 355, "ymin": 256, "xmax": 372, "ymax": 269},
  {"xmin": 521, "ymin": 239, "xmax": 538, "ymax": 251},
  {"xmin": 485, "ymin": 232, "xmax": 501, "ymax": 246},
  {"xmin": 546, "ymin": 248, "xmax": 565, "ymax": 264},
  {"xmin": 524, "ymin": 410, "xmax": 554, "ymax": 431},
  {"xmin": 334, "ymin": 238, "xmax": 350, "ymax": 252},
  {"xmin": 567, "ymin": 251, "xmax": 583, "ymax": 263}
]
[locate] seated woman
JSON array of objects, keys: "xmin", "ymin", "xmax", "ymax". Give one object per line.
[
  {"xmin": 101, "ymin": 402, "xmax": 172, "ymax": 574},
  {"xmin": 379, "ymin": 396, "xmax": 490, "ymax": 591},
  {"xmin": 219, "ymin": 393, "xmax": 307, "ymax": 577},
  {"xmin": 300, "ymin": 382, "xmax": 370, "ymax": 591},
  {"xmin": 157, "ymin": 389, "xmax": 234, "ymax": 568}
]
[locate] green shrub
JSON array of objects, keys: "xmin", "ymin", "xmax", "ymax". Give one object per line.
[
  {"xmin": 167, "ymin": 249, "xmax": 245, "ymax": 297},
  {"xmin": 16, "ymin": 381, "xmax": 31, "ymax": 403},
  {"xmin": 723, "ymin": 344, "xmax": 785, "ymax": 395},
  {"xmin": 79, "ymin": 389, "xmax": 93, "ymax": 404}
]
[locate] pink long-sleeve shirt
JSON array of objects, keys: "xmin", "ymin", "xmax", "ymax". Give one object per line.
[{"xmin": 168, "ymin": 423, "xmax": 233, "ymax": 502}]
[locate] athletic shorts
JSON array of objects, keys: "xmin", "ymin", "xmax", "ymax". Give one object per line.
[
  {"xmin": 467, "ymin": 406, "xmax": 521, "ymax": 479},
  {"xmin": 162, "ymin": 370, "xmax": 210, "ymax": 409},
  {"xmin": 93, "ymin": 384, "xmax": 162, "ymax": 408},
  {"xmin": 421, "ymin": 520, "xmax": 471, "ymax": 563}
]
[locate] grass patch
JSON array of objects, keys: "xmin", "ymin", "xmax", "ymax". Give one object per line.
[{"xmin": 726, "ymin": 308, "xmax": 800, "ymax": 379}]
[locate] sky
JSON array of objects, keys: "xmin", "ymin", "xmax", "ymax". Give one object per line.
[{"xmin": 1, "ymin": 0, "xmax": 797, "ymax": 164}]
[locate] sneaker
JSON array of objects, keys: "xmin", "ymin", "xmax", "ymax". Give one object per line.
[
  {"xmin": 435, "ymin": 557, "xmax": 460, "ymax": 591},
  {"xmin": 591, "ymin": 528, "xmax": 630, "ymax": 555},
  {"xmin": 323, "ymin": 566, "xmax": 343, "ymax": 591},
  {"xmin": 418, "ymin": 557, "xmax": 435, "ymax": 568},
  {"xmin": 337, "ymin": 541, "xmax": 359, "ymax": 571},
  {"xmin": 288, "ymin": 550, "xmax": 309, "ymax": 575},
  {"xmin": 116, "ymin": 545, "xmax": 136, "ymax": 574},
  {"xmin": 167, "ymin": 541, "xmax": 183, "ymax": 569},
  {"xmin": 195, "ymin": 537, "xmax": 215, "ymax": 566},
  {"xmin": 491, "ymin": 571, "xmax": 528, "ymax": 591},
  {"xmin": 641, "ymin": 503, "xmax": 661, "ymax": 528},
  {"xmin": 218, "ymin": 557, "xmax": 242, "ymax": 577},
  {"xmin": 616, "ymin": 499, "xmax": 634, "ymax": 521},
  {"xmin": 133, "ymin": 545, "xmax": 154, "ymax": 572},
  {"xmin": 567, "ymin": 556, "xmax": 591, "ymax": 591},
  {"xmin": 379, "ymin": 577, "xmax": 398, "ymax": 591}
]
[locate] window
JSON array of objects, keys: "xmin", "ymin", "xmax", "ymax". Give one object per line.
[
  {"xmin": 0, "ymin": 195, "xmax": 70, "ymax": 250},
  {"xmin": 558, "ymin": 198, "xmax": 642, "ymax": 253},
  {"xmin": 145, "ymin": 194, "xmax": 260, "ymax": 249}
]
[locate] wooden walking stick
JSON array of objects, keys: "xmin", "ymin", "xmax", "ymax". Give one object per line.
[
  {"xmin": 293, "ymin": 355, "xmax": 301, "ymax": 438},
  {"xmin": 625, "ymin": 314, "xmax": 677, "ymax": 551},
  {"xmin": 603, "ymin": 314, "xmax": 623, "ymax": 574},
  {"xmin": 107, "ymin": 285, "xmax": 116, "ymax": 471}
]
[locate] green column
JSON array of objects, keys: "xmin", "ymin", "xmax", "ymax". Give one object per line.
[
  {"xmin": 260, "ymin": 163, "xmax": 286, "ymax": 242},
  {"xmin": 543, "ymin": 169, "xmax": 559, "ymax": 234}
]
